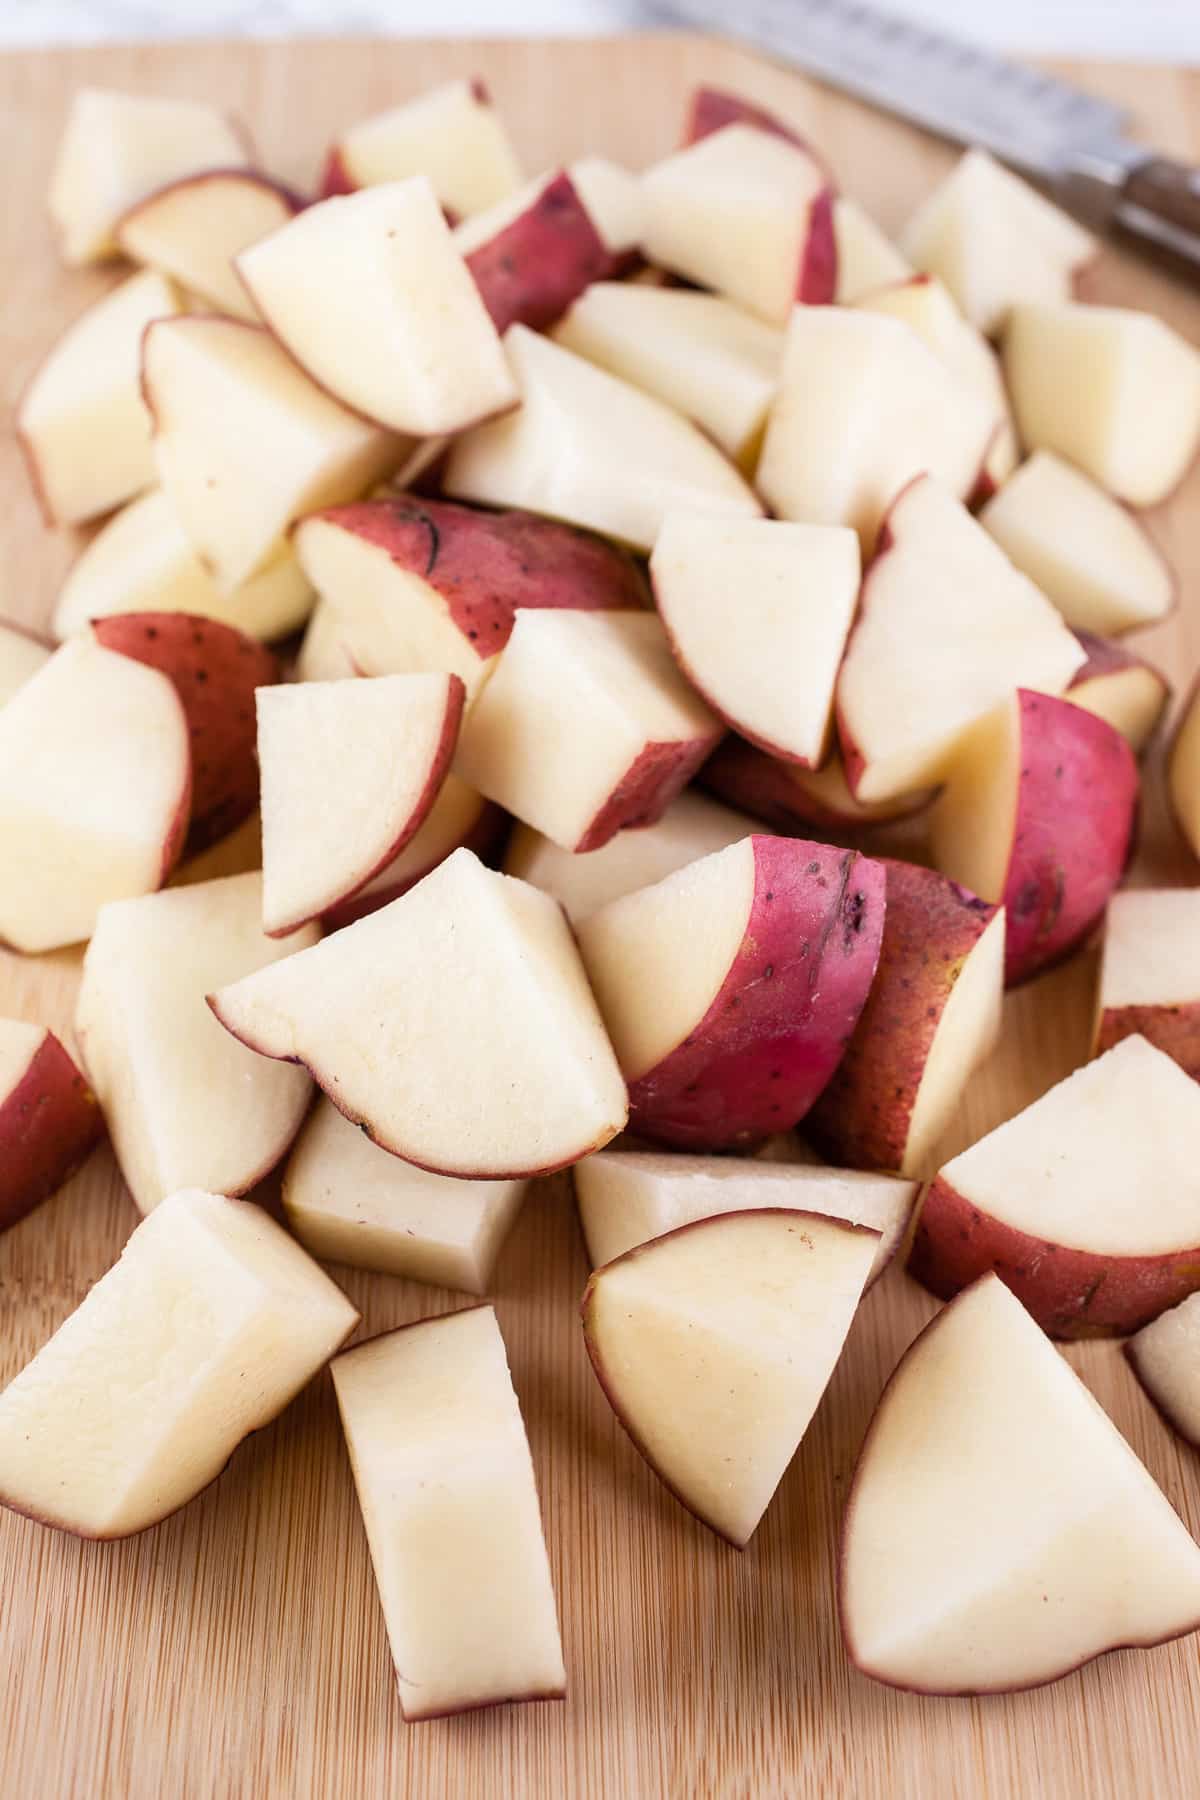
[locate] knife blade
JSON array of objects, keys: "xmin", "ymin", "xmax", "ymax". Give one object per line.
[{"xmin": 643, "ymin": 0, "xmax": 1200, "ymax": 273}]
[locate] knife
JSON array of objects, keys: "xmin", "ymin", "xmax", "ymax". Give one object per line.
[{"xmin": 645, "ymin": 0, "xmax": 1200, "ymax": 274}]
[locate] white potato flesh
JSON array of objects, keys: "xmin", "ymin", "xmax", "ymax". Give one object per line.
[
  {"xmin": 75, "ymin": 873, "xmax": 318, "ymax": 1214},
  {"xmin": 18, "ymin": 270, "xmax": 181, "ymax": 525},
  {"xmin": 576, "ymin": 838, "xmax": 756, "ymax": 1082},
  {"xmin": 284, "ymin": 1099, "xmax": 526, "ymax": 1294},
  {"xmin": 585, "ymin": 1210, "xmax": 877, "ymax": 1545},
  {"xmin": 0, "ymin": 622, "xmax": 51, "ymax": 706},
  {"xmin": 237, "ymin": 178, "xmax": 517, "ymax": 436},
  {"xmin": 257, "ymin": 673, "xmax": 461, "ymax": 935},
  {"xmin": 0, "ymin": 1020, "xmax": 47, "ymax": 1092},
  {"xmin": 144, "ymin": 317, "xmax": 401, "ymax": 592},
  {"xmin": 0, "ymin": 1190, "xmax": 356, "ymax": 1537},
  {"xmin": 442, "ymin": 325, "xmax": 762, "ymax": 553},
  {"xmin": 117, "ymin": 171, "xmax": 298, "ymax": 320},
  {"xmin": 653, "ymin": 513, "xmax": 859, "ymax": 766},
  {"xmin": 642, "ymin": 125, "xmax": 829, "ymax": 324},
  {"xmin": 843, "ymin": 1275, "xmax": 1200, "ymax": 1692},
  {"xmin": 929, "ymin": 695, "xmax": 1022, "ymax": 903},
  {"xmin": 934, "ymin": 1036, "xmax": 1200, "ymax": 1255},
  {"xmin": 210, "ymin": 849, "xmax": 627, "ymax": 1178},
  {"xmin": 553, "ymin": 283, "xmax": 783, "ymax": 464},
  {"xmin": 837, "ymin": 476, "xmax": 1084, "ymax": 801},
  {"xmin": 1128, "ymin": 1292, "xmax": 1200, "ymax": 1447},
  {"xmin": 455, "ymin": 609, "xmax": 719, "ymax": 851},
  {"xmin": 331, "ymin": 1307, "xmax": 565, "ymax": 1718},
  {"xmin": 0, "ymin": 639, "xmax": 189, "ymax": 952},
  {"xmin": 503, "ymin": 789, "xmax": 755, "ymax": 926},
  {"xmin": 1099, "ymin": 889, "xmax": 1200, "ymax": 1009},
  {"xmin": 334, "ymin": 80, "xmax": 523, "ymax": 218},
  {"xmin": 1070, "ymin": 662, "xmax": 1168, "ymax": 751},
  {"xmin": 1004, "ymin": 303, "xmax": 1200, "ymax": 507},
  {"xmin": 980, "ymin": 451, "xmax": 1174, "ymax": 635},
  {"xmin": 49, "ymin": 86, "xmax": 250, "ymax": 264},
  {"xmin": 346, "ymin": 774, "xmax": 492, "ymax": 912},
  {"xmin": 833, "ymin": 198, "xmax": 911, "ymax": 302},
  {"xmin": 756, "ymin": 308, "xmax": 993, "ymax": 548},
  {"xmin": 901, "ymin": 148, "xmax": 1095, "ymax": 336},
  {"xmin": 54, "ymin": 489, "xmax": 314, "ymax": 642},
  {"xmin": 575, "ymin": 1149, "xmax": 915, "ymax": 1284}
]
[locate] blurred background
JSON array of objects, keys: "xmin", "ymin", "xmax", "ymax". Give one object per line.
[{"xmin": 3, "ymin": 0, "xmax": 1199, "ymax": 60}]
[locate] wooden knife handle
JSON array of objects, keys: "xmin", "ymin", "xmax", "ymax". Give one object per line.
[{"xmin": 1117, "ymin": 157, "xmax": 1200, "ymax": 270}]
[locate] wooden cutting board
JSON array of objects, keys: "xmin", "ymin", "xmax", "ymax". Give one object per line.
[{"xmin": 3, "ymin": 32, "xmax": 1200, "ymax": 1800}]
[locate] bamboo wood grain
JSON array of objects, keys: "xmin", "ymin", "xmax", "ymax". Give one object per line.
[{"xmin": 2, "ymin": 33, "xmax": 1200, "ymax": 1800}]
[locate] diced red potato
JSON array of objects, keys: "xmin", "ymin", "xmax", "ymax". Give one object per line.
[
  {"xmin": 1127, "ymin": 1290, "xmax": 1200, "ymax": 1450},
  {"xmin": 17, "ymin": 269, "xmax": 183, "ymax": 528},
  {"xmin": 209, "ymin": 849, "xmax": 628, "ymax": 1180},
  {"xmin": 1094, "ymin": 888, "xmax": 1200, "ymax": 1081},
  {"xmin": 930, "ymin": 688, "xmax": 1138, "ymax": 986},
  {"xmin": 0, "ymin": 1021, "xmax": 103, "ymax": 1234},
  {"xmin": 256, "ymin": 673, "xmax": 465, "ymax": 937},
  {"xmin": 909, "ymin": 1036, "xmax": 1200, "ymax": 1337},
  {"xmin": 575, "ymin": 836, "xmax": 886, "ymax": 1151},
  {"xmin": 455, "ymin": 610, "xmax": 723, "ymax": 852},
  {"xmin": 805, "ymin": 861, "xmax": 1005, "ymax": 1176},
  {"xmin": 699, "ymin": 737, "xmax": 934, "ymax": 835},
  {"xmin": 0, "ymin": 619, "xmax": 52, "ymax": 706},
  {"xmin": 0, "ymin": 638, "xmax": 191, "ymax": 953},
  {"xmin": 318, "ymin": 78, "xmax": 523, "ymax": 217},
  {"xmin": 115, "ymin": 170, "xmax": 302, "ymax": 321},
  {"xmin": 236, "ymin": 178, "xmax": 517, "ymax": 438},
  {"xmin": 1003, "ymin": 302, "xmax": 1200, "ymax": 507},
  {"xmin": 682, "ymin": 85, "xmax": 816, "ymax": 155},
  {"xmin": 642, "ymin": 124, "xmax": 836, "ymax": 322},
  {"xmin": 900, "ymin": 147, "xmax": 1096, "ymax": 337},
  {"xmin": 979, "ymin": 450, "xmax": 1176, "ymax": 636},
  {"xmin": 141, "ymin": 315, "xmax": 403, "ymax": 595},
  {"xmin": 90, "ymin": 612, "xmax": 279, "ymax": 854},
  {"xmin": 841, "ymin": 1274, "xmax": 1200, "ymax": 1697},
  {"xmin": 651, "ymin": 514, "xmax": 860, "ymax": 768},
  {"xmin": 293, "ymin": 496, "xmax": 648, "ymax": 695},
  {"xmin": 836, "ymin": 475, "xmax": 1085, "ymax": 803},
  {"xmin": 1066, "ymin": 631, "xmax": 1171, "ymax": 754}
]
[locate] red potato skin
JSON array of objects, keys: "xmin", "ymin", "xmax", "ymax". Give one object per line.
[
  {"xmin": 1095, "ymin": 1003, "xmax": 1200, "ymax": 1084},
  {"xmin": 266, "ymin": 673, "xmax": 466, "ymax": 938},
  {"xmin": 116, "ymin": 167, "xmax": 306, "ymax": 236},
  {"xmin": 838, "ymin": 1274, "xmax": 1200, "ymax": 1694},
  {"xmin": 908, "ymin": 1177, "xmax": 1200, "ymax": 1339},
  {"xmin": 466, "ymin": 171, "xmax": 618, "ymax": 335},
  {"xmin": 0, "ymin": 1031, "xmax": 104, "ymax": 1233},
  {"xmin": 797, "ymin": 188, "xmax": 837, "ymax": 305},
  {"xmin": 321, "ymin": 797, "xmax": 509, "ymax": 930},
  {"xmin": 576, "ymin": 732, "xmax": 725, "ymax": 854},
  {"xmin": 91, "ymin": 613, "xmax": 280, "ymax": 853},
  {"xmin": 805, "ymin": 860, "xmax": 999, "ymax": 1172},
  {"xmin": 699, "ymin": 735, "xmax": 932, "ymax": 835},
  {"xmin": 627, "ymin": 836, "xmax": 886, "ymax": 1150},
  {"xmin": 301, "ymin": 496, "xmax": 649, "ymax": 659},
  {"xmin": 1000, "ymin": 690, "xmax": 1138, "ymax": 987},
  {"xmin": 319, "ymin": 147, "xmax": 356, "ymax": 198}
]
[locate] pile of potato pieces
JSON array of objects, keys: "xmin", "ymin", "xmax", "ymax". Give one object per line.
[{"xmin": 3, "ymin": 72, "xmax": 1200, "ymax": 1713}]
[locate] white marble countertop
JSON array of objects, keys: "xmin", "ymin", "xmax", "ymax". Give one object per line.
[{"xmin": 3, "ymin": 0, "xmax": 1199, "ymax": 60}]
